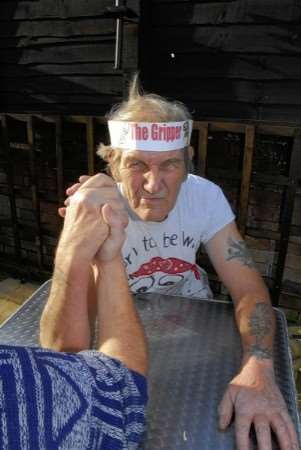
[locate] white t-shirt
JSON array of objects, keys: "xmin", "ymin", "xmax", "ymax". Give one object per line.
[{"xmin": 120, "ymin": 174, "xmax": 235, "ymax": 298}]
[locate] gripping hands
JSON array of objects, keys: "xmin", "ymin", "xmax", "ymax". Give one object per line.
[{"xmin": 58, "ymin": 174, "xmax": 128, "ymax": 263}]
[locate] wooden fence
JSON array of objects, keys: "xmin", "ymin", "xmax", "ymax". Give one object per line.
[{"xmin": 0, "ymin": 113, "xmax": 301, "ymax": 308}]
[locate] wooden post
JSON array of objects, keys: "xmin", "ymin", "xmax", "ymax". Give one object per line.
[
  {"xmin": 272, "ymin": 128, "xmax": 301, "ymax": 306},
  {"xmin": 237, "ymin": 125, "xmax": 255, "ymax": 236},
  {"xmin": 196, "ymin": 122, "xmax": 208, "ymax": 177},
  {"xmin": 1, "ymin": 115, "xmax": 21, "ymax": 260},
  {"xmin": 86, "ymin": 117, "xmax": 95, "ymax": 175},
  {"xmin": 27, "ymin": 116, "xmax": 44, "ymax": 268}
]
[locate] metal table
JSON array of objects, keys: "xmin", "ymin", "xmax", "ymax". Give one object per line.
[{"xmin": 0, "ymin": 280, "xmax": 300, "ymax": 450}]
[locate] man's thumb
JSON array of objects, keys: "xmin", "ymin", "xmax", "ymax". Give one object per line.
[{"xmin": 102, "ymin": 204, "xmax": 128, "ymax": 230}]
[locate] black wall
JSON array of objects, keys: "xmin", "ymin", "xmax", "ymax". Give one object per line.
[
  {"xmin": 1, "ymin": 1, "xmax": 301, "ymax": 123},
  {"xmin": 0, "ymin": 0, "xmax": 139, "ymax": 114},
  {"xmin": 140, "ymin": 0, "xmax": 301, "ymax": 123}
]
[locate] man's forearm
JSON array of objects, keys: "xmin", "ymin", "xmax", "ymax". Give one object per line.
[
  {"xmin": 40, "ymin": 251, "xmax": 91, "ymax": 351},
  {"xmin": 96, "ymin": 255, "xmax": 148, "ymax": 375},
  {"xmin": 234, "ymin": 292, "xmax": 276, "ymax": 369}
]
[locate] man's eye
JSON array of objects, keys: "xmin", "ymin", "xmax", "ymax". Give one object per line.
[
  {"xmin": 129, "ymin": 161, "xmax": 145, "ymax": 170},
  {"xmin": 162, "ymin": 160, "xmax": 181, "ymax": 170}
]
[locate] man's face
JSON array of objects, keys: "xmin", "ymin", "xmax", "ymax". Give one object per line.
[{"xmin": 118, "ymin": 149, "xmax": 186, "ymax": 222}]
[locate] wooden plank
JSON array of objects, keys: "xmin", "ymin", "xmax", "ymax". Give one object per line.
[
  {"xmin": 150, "ymin": 25, "xmax": 301, "ymax": 55},
  {"xmin": 0, "ymin": 0, "xmax": 139, "ymax": 20},
  {"xmin": 0, "ymin": 254, "xmax": 51, "ymax": 281},
  {"xmin": 147, "ymin": 79, "xmax": 261, "ymax": 103},
  {"xmin": 237, "ymin": 125, "xmax": 255, "ymax": 235},
  {"xmin": 7, "ymin": 113, "xmax": 58, "ymax": 123},
  {"xmin": 55, "ymin": 117, "xmax": 64, "ymax": 206},
  {"xmin": 0, "ymin": 18, "xmax": 115, "ymax": 38},
  {"xmin": 195, "ymin": 122, "xmax": 208, "ymax": 177},
  {"xmin": 143, "ymin": 54, "xmax": 301, "ymax": 81},
  {"xmin": 122, "ymin": 22, "xmax": 139, "ymax": 70},
  {"xmin": 3, "ymin": 77, "xmax": 301, "ymax": 107},
  {"xmin": 255, "ymin": 104, "xmax": 301, "ymax": 123},
  {"xmin": 0, "ymin": 63, "xmax": 121, "ymax": 77},
  {"xmin": 149, "ymin": 78, "xmax": 301, "ymax": 106},
  {"xmin": 279, "ymin": 292, "xmax": 301, "ymax": 311},
  {"xmin": 0, "ymin": 35, "xmax": 115, "ymax": 49},
  {"xmin": 0, "ymin": 43, "xmax": 115, "ymax": 64},
  {"xmin": 246, "ymin": 227, "xmax": 281, "ymax": 241},
  {"xmin": 3, "ymin": 96, "xmax": 298, "ymax": 123},
  {"xmin": 208, "ymin": 167, "xmax": 289, "ymax": 186},
  {"xmin": 159, "ymin": 98, "xmax": 301, "ymax": 123},
  {"xmin": 153, "ymin": 1, "xmax": 301, "ymax": 25},
  {"xmin": 0, "ymin": 75, "xmax": 123, "ymax": 96},
  {"xmin": 252, "ymin": 173, "xmax": 289, "ymax": 186},
  {"xmin": 0, "ymin": 115, "xmax": 21, "ymax": 260},
  {"xmin": 26, "ymin": 116, "xmax": 44, "ymax": 268},
  {"xmin": 208, "ymin": 121, "xmax": 245, "ymax": 133},
  {"xmin": 257, "ymin": 124, "xmax": 295, "ymax": 137},
  {"xmin": 272, "ymin": 128, "xmax": 301, "ymax": 305},
  {"xmin": 0, "ymin": 92, "xmax": 121, "ymax": 106},
  {"xmin": 86, "ymin": 117, "xmax": 95, "ymax": 176}
]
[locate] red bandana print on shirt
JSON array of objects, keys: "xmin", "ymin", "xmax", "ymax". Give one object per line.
[{"xmin": 129, "ymin": 256, "xmax": 201, "ymax": 280}]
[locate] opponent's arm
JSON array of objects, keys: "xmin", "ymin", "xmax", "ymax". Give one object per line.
[{"xmin": 40, "ymin": 174, "xmax": 127, "ymax": 352}]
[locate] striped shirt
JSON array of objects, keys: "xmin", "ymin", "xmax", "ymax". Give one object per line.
[{"xmin": 0, "ymin": 346, "xmax": 147, "ymax": 449}]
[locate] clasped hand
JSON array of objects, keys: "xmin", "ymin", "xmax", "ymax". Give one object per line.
[{"xmin": 58, "ymin": 174, "xmax": 128, "ymax": 263}]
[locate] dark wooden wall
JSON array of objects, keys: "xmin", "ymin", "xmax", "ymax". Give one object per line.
[
  {"xmin": 140, "ymin": 0, "xmax": 301, "ymax": 123},
  {"xmin": 2, "ymin": 1, "xmax": 301, "ymax": 123},
  {"xmin": 0, "ymin": 0, "xmax": 139, "ymax": 114}
]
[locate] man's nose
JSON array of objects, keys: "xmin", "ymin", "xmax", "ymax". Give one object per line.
[{"xmin": 143, "ymin": 169, "xmax": 163, "ymax": 194}]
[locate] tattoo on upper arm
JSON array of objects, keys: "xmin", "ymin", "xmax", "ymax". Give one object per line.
[
  {"xmin": 248, "ymin": 302, "xmax": 273, "ymax": 360},
  {"xmin": 226, "ymin": 236, "xmax": 256, "ymax": 269}
]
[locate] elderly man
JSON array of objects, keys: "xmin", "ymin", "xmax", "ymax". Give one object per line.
[
  {"xmin": 34, "ymin": 175, "xmax": 147, "ymax": 449},
  {"xmin": 52, "ymin": 77, "xmax": 299, "ymax": 450}
]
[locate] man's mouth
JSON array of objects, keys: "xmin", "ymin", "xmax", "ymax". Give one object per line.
[{"xmin": 141, "ymin": 197, "xmax": 165, "ymax": 203}]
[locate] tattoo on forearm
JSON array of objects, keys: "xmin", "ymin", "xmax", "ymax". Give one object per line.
[
  {"xmin": 248, "ymin": 302, "xmax": 273, "ymax": 359},
  {"xmin": 226, "ymin": 236, "xmax": 256, "ymax": 269}
]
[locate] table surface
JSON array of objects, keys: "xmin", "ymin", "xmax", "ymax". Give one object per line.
[{"xmin": 0, "ymin": 280, "xmax": 300, "ymax": 450}]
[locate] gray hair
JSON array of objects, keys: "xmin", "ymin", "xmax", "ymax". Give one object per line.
[{"xmin": 97, "ymin": 74, "xmax": 193, "ymax": 179}]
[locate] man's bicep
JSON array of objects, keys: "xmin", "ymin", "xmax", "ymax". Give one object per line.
[{"xmin": 204, "ymin": 222, "xmax": 269, "ymax": 302}]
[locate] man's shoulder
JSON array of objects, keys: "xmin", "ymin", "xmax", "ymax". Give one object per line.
[{"xmin": 184, "ymin": 174, "xmax": 222, "ymax": 194}]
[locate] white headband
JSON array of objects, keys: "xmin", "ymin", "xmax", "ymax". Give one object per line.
[{"xmin": 108, "ymin": 120, "xmax": 193, "ymax": 151}]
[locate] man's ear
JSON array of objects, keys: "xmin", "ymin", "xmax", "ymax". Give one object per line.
[{"xmin": 107, "ymin": 150, "xmax": 122, "ymax": 181}]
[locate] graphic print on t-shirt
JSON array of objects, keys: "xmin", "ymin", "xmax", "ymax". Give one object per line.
[
  {"xmin": 129, "ymin": 256, "xmax": 201, "ymax": 280},
  {"xmin": 128, "ymin": 256, "xmax": 203, "ymax": 294}
]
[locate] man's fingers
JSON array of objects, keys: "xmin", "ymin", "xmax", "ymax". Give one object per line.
[
  {"xmin": 58, "ymin": 207, "xmax": 66, "ymax": 218},
  {"xmin": 79, "ymin": 175, "xmax": 90, "ymax": 183},
  {"xmin": 271, "ymin": 415, "xmax": 294, "ymax": 450},
  {"xmin": 218, "ymin": 390, "xmax": 234, "ymax": 430},
  {"xmin": 66, "ymin": 182, "xmax": 81, "ymax": 196},
  {"xmin": 235, "ymin": 416, "xmax": 251, "ymax": 450},
  {"xmin": 102, "ymin": 204, "xmax": 128, "ymax": 230},
  {"xmin": 65, "ymin": 174, "xmax": 113, "ymax": 197},
  {"xmin": 280, "ymin": 412, "xmax": 300, "ymax": 450},
  {"xmin": 254, "ymin": 416, "xmax": 272, "ymax": 450},
  {"xmin": 77, "ymin": 173, "xmax": 115, "ymax": 190},
  {"xmin": 65, "ymin": 175, "xmax": 90, "ymax": 196}
]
